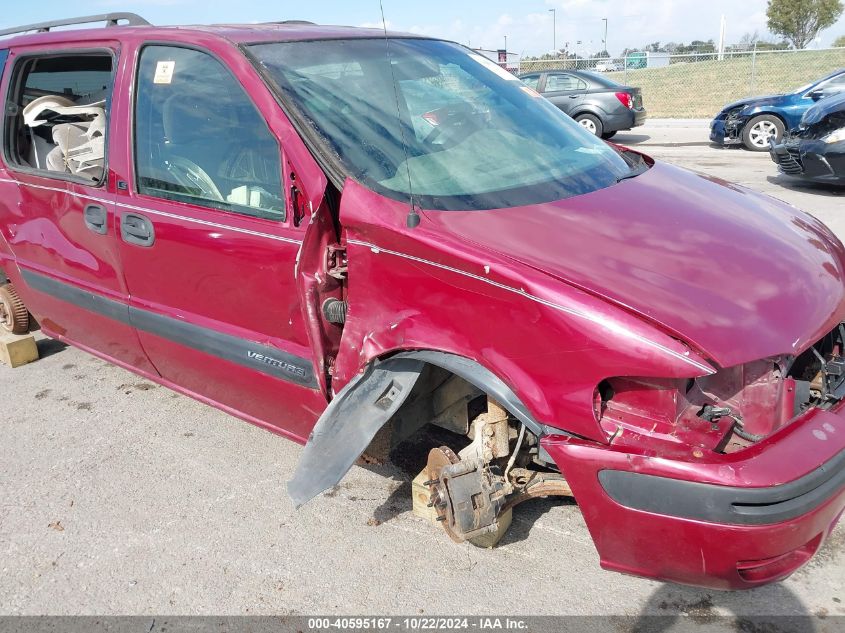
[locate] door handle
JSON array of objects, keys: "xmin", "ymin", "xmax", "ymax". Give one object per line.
[
  {"xmin": 121, "ymin": 212, "xmax": 155, "ymax": 247},
  {"xmin": 568, "ymin": 95, "xmax": 580, "ymax": 99},
  {"xmin": 83, "ymin": 204, "xmax": 108, "ymax": 235}
]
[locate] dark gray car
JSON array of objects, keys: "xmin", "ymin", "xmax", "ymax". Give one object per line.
[{"xmin": 519, "ymin": 70, "xmax": 646, "ymax": 139}]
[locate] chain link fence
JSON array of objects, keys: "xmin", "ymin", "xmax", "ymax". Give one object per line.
[{"xmin": 517, "ymin": 48, "xmax": 845, "ymax": 118}]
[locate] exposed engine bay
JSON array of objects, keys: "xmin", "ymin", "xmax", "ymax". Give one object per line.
[
  {"xmin": 792, "ymin": 105, "xmax": 845, "ymax": 143},
  {"xmin": 594, "ymin": 322, "xmax": 845, "ymax": 456}
]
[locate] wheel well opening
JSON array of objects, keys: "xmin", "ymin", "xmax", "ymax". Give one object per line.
[
  {"xmin": 359, "ymin": 364, "xmax": 481, "ymax": 469},
  {"xmin": 355, "ymin": 362, "xmax": 574, "ymax": 545},
  {"xmin": 749, "ymin": 112, "xmax": 787, "ymax": 128},
  {"xmin": 359, "ymin": 363, "xmax": 559, "ymax": 479}
]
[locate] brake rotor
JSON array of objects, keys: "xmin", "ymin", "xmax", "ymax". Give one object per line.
[
  {"xmin": 0, "ymin": 284, "xmax": 29, "ymax": 335},
  {"xmin": 425, "ymin": 446, "xmax": 462, "ymax": 543}
]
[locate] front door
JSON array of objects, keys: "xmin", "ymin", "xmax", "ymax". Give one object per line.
[{"xmin": 112, "ymin": 41, "xmax": 329, "ymax": 441}]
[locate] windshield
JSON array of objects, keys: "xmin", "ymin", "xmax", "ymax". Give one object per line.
[{"xmin": 249, "ymin": 38, "xmax": 633, "ymax": 211}]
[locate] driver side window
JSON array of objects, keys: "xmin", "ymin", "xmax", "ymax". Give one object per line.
[
  {"xmin": 134, "ymin": 45, "xmax": 285, "ymax": 221},
  {"xmin": 819, "ymin": 73, "xmax": 845, "ymax": 95}
]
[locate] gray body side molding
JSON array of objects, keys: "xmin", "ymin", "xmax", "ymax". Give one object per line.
[{"xmin": 287, "ymin": 351, "xmax": 548, "ymax": 508}]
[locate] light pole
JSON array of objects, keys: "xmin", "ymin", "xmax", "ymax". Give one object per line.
[
  {"xmin": 602, "ymin": 18, "xmax": 608, "ymax": 55},
  {"xmin": 549, "ymin": 8, "xmax": 556, "ymax": 55}
]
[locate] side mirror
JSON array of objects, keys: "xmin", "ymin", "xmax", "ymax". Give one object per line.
[{"xmin": 809, "ymin": 89, "xmax": 827, "ymax": 101}]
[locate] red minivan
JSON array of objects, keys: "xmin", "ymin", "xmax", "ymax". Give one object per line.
[{"xmin": 2, "ymin": 14, "xmax": 844, "ymax": 590}]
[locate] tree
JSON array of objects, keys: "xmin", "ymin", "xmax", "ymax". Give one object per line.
[
  {"xmin": 730, "ymin": 32, "xmax": 791, "ymax": 51},
  {"xmin": 737, "ymin": 31, "xmax": 762, "ymax": 50},
  {"xmin": 766, "ymin": 0, "xmax": 844, "ymax": 49},
  {"xmin": 835, "ymin": 34, "xmax": 845, "ymax": 46}
]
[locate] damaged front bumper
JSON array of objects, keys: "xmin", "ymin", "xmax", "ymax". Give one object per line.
[
  {"xmin": 543, "ymin": 399, "xmax": 845, "ymax": 589},
  {"xmin": 710, "ymin": 115, "xmax": 744, "ymax": 146},
  {"xmin": 770, "ymin": 137, "xmax": 845, "ymax": 185}
]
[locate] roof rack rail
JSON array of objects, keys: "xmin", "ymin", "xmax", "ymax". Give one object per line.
[
  {"xmin": 262, "ymin": 20, "xmax": 317, "ymax": 26},
  {"xmin": 0, "ymin": 13, "xmax": 150, "ymax": 38}
]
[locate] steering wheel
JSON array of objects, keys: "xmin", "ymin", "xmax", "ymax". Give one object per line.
[{"xmin": 165, "ymin": 156, "xmax": 224, "ymax": 201}]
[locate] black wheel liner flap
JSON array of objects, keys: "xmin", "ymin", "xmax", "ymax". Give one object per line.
[
  {"xmin": 287, "ymin": 351, "xmax": 549, "ymax": 508},
  {"xmin": 287, "ymin": 357, "xmax": 425, "ymax": 508}
]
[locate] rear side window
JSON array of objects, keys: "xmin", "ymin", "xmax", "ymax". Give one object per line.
[
  {"xmin": 3, "ymin": 53, "xmax": 112, "ymax": 183},
  {"xmin": 544, "ymin": 74, "xmax": 587, "ymax": 92},
  {"xmin": 133, "ymin": 45, "xmax": 285, "ymax": 221},
  {"xmin": 520, "ymin": 74, "xmax": 540, "ymax": 90}
]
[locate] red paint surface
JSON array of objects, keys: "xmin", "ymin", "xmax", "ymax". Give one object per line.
[
  {"xmin": 1, "ymin": 23, "xmax": 844, "ymax": 590},
  {"xmin": 427, "ymin": 163, "xmax": 845, "ymax": 369}
]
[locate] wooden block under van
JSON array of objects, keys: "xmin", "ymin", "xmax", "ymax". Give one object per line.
[
  {"xmin": 0, "ymin": 332, "xmax": 39, "ymax": 368},
  {"xmin": 412, "ymin": 468, "xmax": 441, "ymax": 524}
]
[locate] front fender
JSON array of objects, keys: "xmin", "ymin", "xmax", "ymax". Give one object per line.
[
  {"xmin": 739, "ymin": 106, "xmax": 790, "ymax": 127},
  {"xmin": 343, "ymin": 310, "xmax": 556, "ymax": 435},
  {"xmin": 335, "ymin": 179, "xmax": 714, "ymax": 444}
]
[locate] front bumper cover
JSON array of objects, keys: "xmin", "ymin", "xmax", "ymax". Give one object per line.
[
  {"xmin": 542, "ymin": 400, "xmax": 845, "ymax": 589},
  {"xmin": 770, "ymin": 138, "xmax": 845, "ymax": 184},
  {"xmin": 710, "ymin": 116, "xmax": 744, "ymax": 146},
  {"xmin": 599, "ymin": 448, "xmax": 845, "ymax": 525}
]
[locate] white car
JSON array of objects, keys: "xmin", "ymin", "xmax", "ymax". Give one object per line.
[{"xmin": 595, "ymin": 61, "xmax": 622, "ymax": 72}]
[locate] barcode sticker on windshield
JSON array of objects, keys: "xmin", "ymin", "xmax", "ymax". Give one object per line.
[{"xmin": 154, "ymin": 61, "xmax": 176, "ymax": 84}]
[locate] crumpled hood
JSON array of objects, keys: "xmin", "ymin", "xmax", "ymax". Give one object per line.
[
  {"xmin": 426, "ymin": 161, "xmax": 845, "ymax": 368},
  {"xmin": 802, "ymin": 92, "xmax": 845, "ymax": 126},
  {"xmin": 721, "ymin": 94, "xmax": 787, "ymax": 113}
]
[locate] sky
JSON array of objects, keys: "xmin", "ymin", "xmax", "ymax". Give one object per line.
[{"xmin": 4, "ymin": 0, "xmax": 845, "ymax": 57}]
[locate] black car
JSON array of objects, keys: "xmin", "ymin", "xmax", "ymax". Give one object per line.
[
  {"xmin": 770, "ymin": 91, "xmax": 845, "ymax": 185},
  {"xmin": 518, "ymin": 70, "xmax": 646, "ymax": 138}
]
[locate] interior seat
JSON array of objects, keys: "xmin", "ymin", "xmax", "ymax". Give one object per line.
[{"xmin": 161, "ymin": 94, "xmax": 233, "ymax": 188}]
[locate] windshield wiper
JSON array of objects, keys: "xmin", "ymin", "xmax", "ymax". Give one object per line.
[
  {"xmin": 616, "ymin": 149, "xmax": 649, "ymax": 183},
  {"xmin": 617, "ymin": 163, "xmax": 649, "ymax": 183}
]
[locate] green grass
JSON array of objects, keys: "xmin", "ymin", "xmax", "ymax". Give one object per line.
[{"xmin": 594, "ymin": 49, "xmax": 845, "ymax": 118}]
